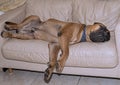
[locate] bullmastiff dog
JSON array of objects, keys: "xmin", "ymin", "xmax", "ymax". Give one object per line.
[{"xmin": 1, "ymin": 15, "xmax": 110, "ymax": 83}]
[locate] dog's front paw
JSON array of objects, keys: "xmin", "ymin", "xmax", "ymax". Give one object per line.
[
  {"xmin": 1, "ymin": 31, "xmax": 12, "ymax": 38},
  {"xmin": 56, "ymin": 61, "xmax": 64, "ymax": 73},
  {"xmin": 44, "ymin": 68, "xmax": 53, "ymax": 83}
]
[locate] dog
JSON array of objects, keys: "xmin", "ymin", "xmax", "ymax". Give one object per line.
[{"xmin": 1, "ymin": 15, "xmax": 110, "ymax": 83}]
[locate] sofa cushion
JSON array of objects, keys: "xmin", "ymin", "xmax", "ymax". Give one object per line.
[
  {"xmin": 2, "ymin": 32, "xmax": 117, "ymax": 68},
  {"xmin": 72, "ymin": 0, "xmax": 120, "ymax": 31},
  {"xmin": 26, "ymin": 0, "xmax": 73, "ymax": 21}
]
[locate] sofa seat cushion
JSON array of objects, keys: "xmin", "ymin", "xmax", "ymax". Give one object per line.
[{"xmin": 2, "ymin": 32, "xmax": 117, "ymax": 68}]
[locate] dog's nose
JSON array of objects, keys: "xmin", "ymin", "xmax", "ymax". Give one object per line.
[
  {"xmin": 104, "ymin": 31, "xmax": 110, "ymax": 41},
  {"xmin": 104, "ymin": 31, "xmax": 109, "ymax": 36}
]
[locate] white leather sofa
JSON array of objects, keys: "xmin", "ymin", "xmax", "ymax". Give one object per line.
[{"xmin": 0, "ymin": 0, "xmax": 120, "ymax": 78}]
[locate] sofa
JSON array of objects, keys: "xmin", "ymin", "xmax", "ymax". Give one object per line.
[{"xmin": 0, "ymin": 0, "xmax": 120, "ymax": 78}]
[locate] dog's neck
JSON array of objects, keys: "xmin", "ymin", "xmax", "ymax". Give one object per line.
[
  {"xmin": 80, "ymin": 24, "xmax": 92, "ymax": 42},
  {"xmin": 80, "ymin": 25, "xmax": 86, "ymax": 42}
]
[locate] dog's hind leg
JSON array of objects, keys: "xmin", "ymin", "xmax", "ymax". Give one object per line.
[
  {"xmin": 19, "ymin": 15, "xmax": 41, "ymax": 27},
  {"xmin": 1, "ymin": 31, "xmax": 35, "ymax": 39},
  {"xmin": 34, "ymin": 30, "xmax": 58, "ymax": 42},
  {"xmin": 1, "ymin": 30, "xmax": 58, "ymax": 42},
  {"xmin": 44, "ymin": 43, "xmax": 60, "ymax": 83},
  {"xmin": 5, "ymin": 15, "xmax": 41, "ymax": 31}
]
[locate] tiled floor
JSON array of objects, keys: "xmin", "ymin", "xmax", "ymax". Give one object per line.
[{"xmin": 0, "ymin": 69, "xmax": 120, "ymax": 85}]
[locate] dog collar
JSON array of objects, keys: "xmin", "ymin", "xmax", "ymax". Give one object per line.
[{"xmin": 80, "ymin": 25, "xmax": 86, "ymax": 42}]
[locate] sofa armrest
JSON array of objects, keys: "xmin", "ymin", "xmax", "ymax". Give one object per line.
[
  {"xmin": 0, "ymin": 3, "xmax": 26, "ymax": 66},
  {"xmin": 115, "ymin": 17, "xmax": 120, "ymax": 59},
  {"xmin": 0, "ymin": 3, "xmax": 26, "ymax": 25}
]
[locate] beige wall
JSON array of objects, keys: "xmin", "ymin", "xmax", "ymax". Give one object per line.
[{"xmin": 0, "ymin": 0, "xmax": 26, "ymax": 11}]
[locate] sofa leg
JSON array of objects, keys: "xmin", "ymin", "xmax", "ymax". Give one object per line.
[
  {"xmin": 2, "ymin": 68, "xmax": 13, "ymax": 73},
  {"xmin": 2, "ymin": 68, "xmax": 8, "ymax": 72},
  {"xmin": 8, "ymin": 68, "xmax": 13, "ymax": 73}
]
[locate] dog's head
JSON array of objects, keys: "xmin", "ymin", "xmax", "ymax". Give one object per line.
[{"xmin": 89, "ymin": 22, "xmax": 110, "ymax": 42}]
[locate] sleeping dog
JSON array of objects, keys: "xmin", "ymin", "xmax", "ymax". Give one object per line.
[{"xmin": 1, "ymin": 15, "xmax": 110, "ymax": 83}]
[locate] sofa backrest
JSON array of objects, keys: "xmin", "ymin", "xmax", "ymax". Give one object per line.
[
  {"xmin": 73, "ymin": 0, "xmax": 120, "ymax": 31},
  {"xmin": 26, "ymin": 0, "xmax": 120, "ymax": 31},
  {"xmin": 26, "ymin": 0, "xmax": 73, "ymax": 22}
]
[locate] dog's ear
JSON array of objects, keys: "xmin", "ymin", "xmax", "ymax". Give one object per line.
[
  {"xmin": 5, "ymin": 21, "xmax": 17, "ymax": 25},
  {"xmin": 94, "ymin": 22, "xmax": 101, "ymax": 25},
  {"xmin": 94, "ymin": 22, "xmax": 106, "ymax": 28}
]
